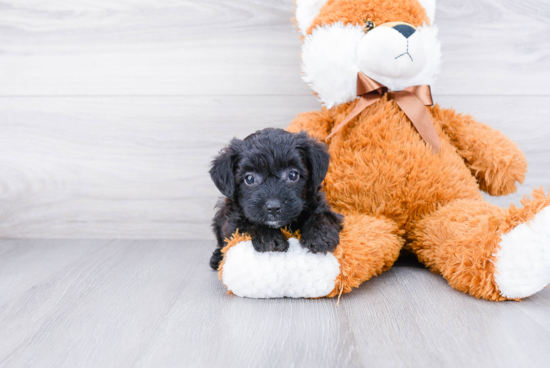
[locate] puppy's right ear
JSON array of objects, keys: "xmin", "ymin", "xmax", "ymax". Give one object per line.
[
  {"xmin": 296, "ymin": 131, "xmax": 330, "ymax": 191},
  {"xmin": 209, "ymin": 139, "xmax": 241, "ymax": 198}
]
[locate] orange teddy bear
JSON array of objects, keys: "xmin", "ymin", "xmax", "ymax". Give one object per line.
[{"xmin": 218, "ymin": 0, "xmax": 550, "ymax": 301}]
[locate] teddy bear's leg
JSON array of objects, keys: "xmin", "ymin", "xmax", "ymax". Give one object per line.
[
  {"xmin": 327, "ymin": 213, "xmax": 404, "ymax": 297},
  {"xmin": 218, "ymin": 213, "xmax": 403, "ymax": 298},
  {"xmin": 410, "ymin": 189, "xmax": 550, "ymax": 301}
]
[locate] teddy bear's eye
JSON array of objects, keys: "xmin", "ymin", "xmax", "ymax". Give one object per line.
[
  {"xmin": 364, "ymin": 19, "xmax": 376, "ymax": 32},
  {"xmin": 244, "ymin": 174, "xmax": 255, "ymax": 185},
  {"xmin": 288, "ymin": 170, "xmax": 299, "ymax": 182}
]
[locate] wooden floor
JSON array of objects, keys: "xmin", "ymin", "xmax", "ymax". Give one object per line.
[
  {"xmin": 1, "ymin": 0, "xmax": 550, "ymax": 367},
  {"xmin": 0, "ymin": 239, "xmax": 549, "ymax": 368}
]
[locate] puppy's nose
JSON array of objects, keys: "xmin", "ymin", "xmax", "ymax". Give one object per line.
[
  {"xmin": 266, "ymin": 199, "xmax": 281, "ymax": 215},
  {"xmin": 393, "ymin": 24, "xmax": 415, "ymax": 38}
]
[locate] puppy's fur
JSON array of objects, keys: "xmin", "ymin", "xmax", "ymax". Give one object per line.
[{"xmin": 209, "ymin": 128, "xmax": 343, "ymax": 270}]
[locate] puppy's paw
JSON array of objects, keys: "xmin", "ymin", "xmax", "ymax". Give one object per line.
[
  {"xmin": 300, "ymin": 225, "xmax": 340, "ymax": 254},
  {"xmin": 252, "ymin": 230, "xmax": 289, "ymax": 253},
  {"xmin": 210, "ymin": 248, "xmax": 224, "ymax": 270}
]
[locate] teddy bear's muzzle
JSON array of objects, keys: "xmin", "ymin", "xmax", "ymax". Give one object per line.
[
  {"xmin": 392, "ymin": 24, "xmax": 416, "ymax": 38},
  {"xmin": 356, "ymin": 22, "xmax": 428, "ymax": 80}
]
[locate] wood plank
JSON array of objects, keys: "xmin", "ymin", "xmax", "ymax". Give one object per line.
[
  {"xmin": 0, "ymin": 95, "xmax": 320, "ymax": 238},
  {"xmin": 0, "ymin": 239, "xmax": 112, "ymax": 305},
  {"xmin": 0, "ymin": 0, "xmax": 549, "ymax": 96},
  {"xmin": 0, "ymin": 240, "xmax": 549, "ymax": 368},
  {"xmin": 343, "ymin": 264, "xmax": 550, "ymax": 367},
  {"xmin": 0, "ymin": 0, "xmax": 310, "ymax": 96},
  {"xmin": 435, "ymin": 0, "xmax": 550, "ymax": 96},
  {"xmin": 0, "ymin": 95, "xmax": 548, "ymax": 238}
]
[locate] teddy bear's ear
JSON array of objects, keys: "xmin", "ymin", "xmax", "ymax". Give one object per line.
[
  {"xmin": 295, "ymin": 0, "xmax": 329, "ymax": 36},
  {"xmin": 418, "ymin": 0, "xmax": 436, "ymax": 24}
]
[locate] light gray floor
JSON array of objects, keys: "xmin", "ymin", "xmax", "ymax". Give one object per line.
[{"xmin": 1, "ymin": 239, "xmax": 549, "ymax": 368}]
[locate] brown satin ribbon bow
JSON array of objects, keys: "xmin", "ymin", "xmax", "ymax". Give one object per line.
[{"xmin": 325, "ymin": 72, "xmax": 440, "ymax": 154}]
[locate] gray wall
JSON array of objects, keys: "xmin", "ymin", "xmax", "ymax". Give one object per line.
[{"xmin": 0, "ymin": 0, "xmax": 549, "ymax": 238}]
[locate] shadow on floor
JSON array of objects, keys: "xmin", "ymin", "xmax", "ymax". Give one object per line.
[{"xmin": 393, "ymin": 249, "xmax": 425, "ymax": 268}]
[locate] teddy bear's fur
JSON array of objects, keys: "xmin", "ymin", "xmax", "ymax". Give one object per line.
[
  {"xmin": 217, "ymin": 0, "xmax": 550, "ymax": 300},
  {"xmin": 286, "ymin": 0, "xmax": 550, "ymax": 301}
]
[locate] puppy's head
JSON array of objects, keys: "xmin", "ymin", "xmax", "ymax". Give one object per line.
[{"xmin": 210, "ymin": 128, "xmax": 330, "ymax": 228}]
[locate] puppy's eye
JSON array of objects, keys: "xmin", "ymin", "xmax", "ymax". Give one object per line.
[
  {"xmin": 288, "ymin": 170, "xmax": 299, "ymax": 182},
  {"xmin": 244, "ymin": 174, "xmax": 255, "ymax": 185}
]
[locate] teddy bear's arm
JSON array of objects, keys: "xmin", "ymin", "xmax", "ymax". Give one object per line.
[
  {"xmin": 287, "ymin": 109, "xmax": 335, "ymax": 141},
  {"xmin": 434, "ymin": 105, "xmax": 527, "ymax": 196}
]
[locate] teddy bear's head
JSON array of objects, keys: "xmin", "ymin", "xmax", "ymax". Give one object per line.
[{"xmin": 296, "ymin": 0, "xmax": 441, "ymax": 108}]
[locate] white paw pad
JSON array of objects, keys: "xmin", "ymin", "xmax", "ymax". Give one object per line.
[
  {"xmin": 221, "ymin": 238, "xmax": 341, "ymax": 298},
  {"xmin": 494, "ymin": 207, "xmax": 550, "ymax": 298}
]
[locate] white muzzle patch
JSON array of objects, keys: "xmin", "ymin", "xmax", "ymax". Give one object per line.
[{"xmin": 357, "ymin": 26, "xmax": 427, "ymax": 79}]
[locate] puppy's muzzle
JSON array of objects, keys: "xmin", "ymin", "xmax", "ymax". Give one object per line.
[
  {"xmin": 265, "ymin": 199, "xmax": 284, "ymax": 228},
  {"xmin": 266, "ymin": 199, "xmax": 281, "ymax": 215}
]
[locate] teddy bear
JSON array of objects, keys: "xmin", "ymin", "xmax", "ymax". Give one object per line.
[{"xmin": 217, "ymin": 0, "xmax": 550, "ymax": 301}]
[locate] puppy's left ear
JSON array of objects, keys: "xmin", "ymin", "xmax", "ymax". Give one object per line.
[
  {"xmin": 209, "ymin": 139, "xmax": 242, "ymax": 198},
  {"xmin": 296, "ymin": 131, "xmax": 330, "ymax": 190}
]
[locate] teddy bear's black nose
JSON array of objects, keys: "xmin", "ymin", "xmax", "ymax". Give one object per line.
[{"xmin": 393, "ymin": 24, "xmax": 416, "ymax": 38}]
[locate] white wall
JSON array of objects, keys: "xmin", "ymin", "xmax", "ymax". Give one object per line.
[{"xmin": 0, "ymin": 0, "xmax": 549, "ymax": 238}]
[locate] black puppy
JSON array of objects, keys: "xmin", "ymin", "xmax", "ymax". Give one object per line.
[{"xmin": 209, "ymin": 128, "xmax": 343, "ymax": 270}]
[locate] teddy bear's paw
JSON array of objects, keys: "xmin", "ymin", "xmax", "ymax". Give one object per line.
[
  {"xmin": 494, "ymin": 206, "xmax": 550, "ymax": 299},
  {"xmin": 221, "ymin": 238, "xmax": 341, "ymax": 298}
]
